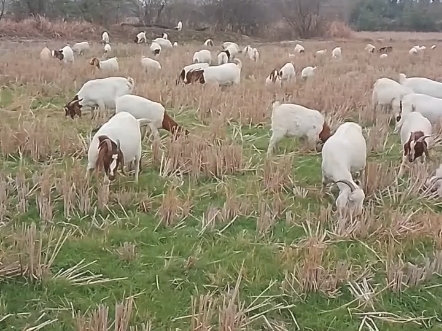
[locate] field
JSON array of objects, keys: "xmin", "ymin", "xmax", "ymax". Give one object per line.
[{"xmin": 1, "ymin": 37, "xmax": 442, "ymax": 331}]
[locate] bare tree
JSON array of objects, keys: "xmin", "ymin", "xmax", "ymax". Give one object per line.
[
  {"xmin": 0, "ymin": 0, "xmax": 6, "ymax": 21},
  {"xmin": 277, "ymin": 0, "xmax": 326, "ymax": 38}
]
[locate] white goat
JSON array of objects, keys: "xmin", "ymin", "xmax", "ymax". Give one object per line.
[
  {"xmin": 321, "ymin": 122, "xmax": 366, "ymax": 219},
  {"xmin": 394, "ymin": 93, "xmax": 442, "ymax": 126},
  {"xmin": 53, "ymin": 45, "xmax": 74, "ymax": 64},
  {"xmin": 380, "ymin": 53, "xmax": 388, "ymax": 59},
  {"xmin": 365, "ymin": 44, "xmax": 376, "ymax": 53},
  {"xmin": 301, "ymin": 66, "xmax": 316, "ymax": 79},
  {"xmin": 265, "ymin": 62, "xmax": 296, "ymax": 86},
  {"xmin": 294, "ymin": 44, "xmax": 305, "ymax": 53},
  {"xmin": 150, "ymin": 42, "xmax": 161, "ymax": 56},
  {"xmin": 409, "ymin": 47, "xmax": 419, "ymax": 55},
  {"xmin": 162, "ymin": 32, "xmax": 168, "ymax": 39},
  {"xmin": 135, "ymin": 31, "xmax": 147, "ymax": 43},
  {"xmin": 193, "ymin": 50, "xmax": 212, "ymax": 65},
  {"xmin": 204, "ymin": 39, "xmax": 214, "ymax": 47},
  {"xmin": 141, "ymin": 56, "xmax": 161, "ymax": 71},
  {"xmin": 153, "ymin": 37, "xmax": 173, "ymax": 49},
  {"xmin": 332, "ymin": 47, "xmax": 342, "ymax": 59},
  {"xmin": 175, "ymin": 21, "xmax": 183, "ymax": 31},
  {"xmin": 72, "ymin": 41, "xmax": 91, "ymax": 55},
  {"xmin": 173, "ymin": 42, "xmax": 178, "ymax": 47},
  {"xmin": 316, "ymin": 49, "xmax": 327, "ymax": 56},
  {"xmin": 64, "ymin": 76, "xmax": 135, "ymax": 119},
  {"xmin": 184, "ymin": 59, "xmax": 242, "ymax": 86},
  {"xmin": 101, "ymin": 31, "xmax": 110, "ymax": 44},
  {"xmin": 372, "ymin": 77, "xmax": 413, "ymax": 114},
  {"xmin": 243, "ymin": 45, "xmax": 259, "ymax": 61},
  {"xmin": 90, "ymin": 57, "xmax": 119, "ymax": 71},
  {"xmin": 40, "ymin": 47, "xmax": 51, "ymax": 61},
  {"xmin": 267, "ymin": 101, "xmax": 331, "ymax": 156},
  {"xmin": 222, "ymin": 42, "xmax": 239, "ymax": 51},
  {"xmin": 397, "ymin": 111, "xmax": 432, "ymax": 178},
  {"xmin": 399, "ymin": 73, "xmax": 442, "ymax": 99},
  {"xmin": 431, "ymin": 44, "xmax": 436, "ymax": 50},
  {"xmin": 115, "ymin": 95, "xmax": 188, "ymax": 140},
  {"xmin": 87, "ymin": 112, "xmax": 147, "ymax": 182}
]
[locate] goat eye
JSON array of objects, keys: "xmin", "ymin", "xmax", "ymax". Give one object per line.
[{"xmin": 396, "ymin": 116, "xmax": 401, "ymax": 122}]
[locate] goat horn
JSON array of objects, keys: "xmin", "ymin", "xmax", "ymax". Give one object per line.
[
  {"xmin": 334, "ymin": 179, "xmax": 356, "ymax": 192},
  {"xmin": 416, "ymin": 135, "xmax": 431, "ymax": 143}
]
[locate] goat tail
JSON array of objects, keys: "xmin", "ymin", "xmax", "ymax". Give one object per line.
[{"xmin": 233, "ymin": 58, "xmax": 242, "ymax": 70}]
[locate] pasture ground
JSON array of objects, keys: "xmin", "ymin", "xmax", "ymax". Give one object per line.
[{"xmin": 1, "ymin": 37, "xmax": 442, "ymax": 331}]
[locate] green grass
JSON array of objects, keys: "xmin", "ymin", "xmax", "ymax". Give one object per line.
[{"xmin": 1, "ymin": 82, "xmax": 442, "ymax": 331}]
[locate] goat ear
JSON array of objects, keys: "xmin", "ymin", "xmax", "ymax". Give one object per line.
[{"xmin": 118, "ymin": 150, "xmax": 126, "ymax": 175}]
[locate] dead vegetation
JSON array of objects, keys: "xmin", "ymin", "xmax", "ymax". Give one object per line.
[{"xmin": 0, "ymin": 37, "xmax": 441, "ymax": 330}]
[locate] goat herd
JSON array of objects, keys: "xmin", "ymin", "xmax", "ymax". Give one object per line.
[{"xmin": 34, "ymin": 29, "xmax": 442, "ymax": 220}]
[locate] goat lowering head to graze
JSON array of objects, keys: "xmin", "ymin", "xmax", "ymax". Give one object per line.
[
  {"xmin": 334, "ymin": 179, "xmax": 365, "ymax": 219},
  {"xmin": 96, "ymin": 135, "xmax": 125, "ymax": 181},
  {"xmin": 64, "ymin": 95, "xmax": 83, "ymax": 118},
  {"xmin": 265, "ymin": 69, "xmax": 279, "ymax": 85}
]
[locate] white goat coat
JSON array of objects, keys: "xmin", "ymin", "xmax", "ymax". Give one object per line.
[
  {"xmin": 180, "ymin": 62, "xmax": 209, "ymax": 81},
  {"xmin": 316, "ymin": 49, "xmax": 326, "ymax": 55},
  {"xmin": 102, "ymin": 32, "xmax": 110, "ymax": 43},
  {"xmin": 225, "ymin": 44, "xmax": 239, "ymax": 58},
  {"xmin": 72, "ymin": 41, "xmax": 90, "ymax": 55},
  {"xmin": 87, "ymin": 112, "xmax": 144, "ymax": 180},
  {"xmin": 267, "ymin": 102, "xmax": 325, "ymax": 155},
  {"xmin": 372, "ymin": 77, "xmax": 413, "ymax": 112},
  {"xmin": 365, "ymin": 44, "xmax": 376, "ymax": 53},
  {"xmin": 322, "ymin": 122, "xmax": 366, "ymax": 182},
  {"xmin": 116, "ymin": 95, "xmax": 165, "ymax": 137},
  {"xmin": 40, "ymin": 47, "xmax": 51, "ymax": 61},
  {"xmin": 193, "ymin": 50, "xmax": 212, "ymax": 64},
  {"xmin": 150, "ymin": 42, "xmax": 161, "ymax": 55},
  {"xmin": 321, "ymin": 122, "xmax": 366, "ymax": 217},
  {"xmin": 153, "ymin": 38, "xmax": 173, "ymax": 49},
  {"xmin": 141, "ymin": 56, "xmax": 161, "ymax": 70},
  {"xmin": 301, "ymin": 66, "xmax": 316, "ymax": 79},
  {"xmin": 332, "ymin": 47, "xmax": 342, "ymax": 59},
  {"xmin": 222, "ymin": 42, "xmax": 238, "ymax": 50},
  {"xmin": 95, "ymin": 57, "xmax": 119, "ymax": 71},
  {"xmin": 59, "ymin": 45, "xmax": 74, "ymax": 64},
  {"xmin": 176, "ymin": 21, "xmax": 183, "ymax": 31},
  {"xmin": 279, "ymin": 62, "xmax": 296, "ymax": 82},
  {"xmin": 399, "ymin": 73, "xmax": 442, "ymax": 99},
  {"xmin": 104, "ymin": 43, "xmax": 111, "ymax": 53},
  {"xmin": 194, "ymin": 61, "xmax": 241, "ymax": 85},
  {"xmin": 243, "ymin": 46, "xmax": 259, "ymax": 61},
  {"xmin": 397, "ymin": 93, "xmax": 442, "ymax": 125},
  {"xmin": 76, "ymin": 76, "xmax": 134, "ymax": 114},
  {"xmin": 204, "ymin": 39, "xmax": 214, "ymax": 46},
  {"xmin": 294, "ymin": 44, "xmax": 305, "ymax": 53}
]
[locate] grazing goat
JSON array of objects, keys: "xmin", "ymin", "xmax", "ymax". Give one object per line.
[
  {"xmin": 72, "ymin": 41, "xmax": 91, "ymax": 55},
  {"xmin": 394, "ymin": 93, "xmax": 442, "ymax": 126},
  {"xmin": 175, "ymin": 21, "xmax": 183, "ymax": 31},
  {"xmin": 372, "ymin": 77, "xmax": 413, "ymax": 116},
  {"xmin": 265, "ymin": 63, "xmax": 295, "ymax": 86},
  {"xmin": 53, "ymin": 45, "xmax": 74, "ymax": 64},
  {"xmin": 204, "ymin": 39, "xmax": 214, "ymax": 47},
  {"xmin": 87, "ymin": 112, "xmax": 149, "ymax": 182},
  {"xmin": 185, "ymin": 59, "xmax": 242, "ymax": 86},
  {"xmin": 321, "ymin": 122, "xmax": 367, "ymax": 219},
  {"xmin": 399, "ymin": 73, "xmax": 442, "ymax": 99},
  {"xmin": 193, "ymin": 50, "xmax": 212, "ymax": 64},
  {"xmin": 64, "ymin": 76, "xmax": 134, "ymax": 119},
  {"xmin": 267, "ymin": 101, "xmax": 331, "ymax": 156},
  {"xmin": 101, "ymin": 31, "xmax": 110, "ymax": 44},
  {"xmin": 397, "ymin": 111, "xmax": 432, "ymax": 178},
  {"xmin": 89, "ymin": 57, "xmax": 119, "ymax": 71},
  {"xmin": 332, "ymin": 47, "xmax": 342, "ymax": 59},
  {"xmin": 150, "ymin": 42, "xmax": 161, "ymax": 56},
  {"xmin": 134, "ymin": 31, "xmax": 147, "ymax": 43},
  {"xmin": 115, "ymin": 95, "xmax": 189, "ymax": 140},
  {"xmin": 365, "ymin": 44, "xmax": 376, "ymax": 53},
  {"xmin": 153, "ymin": 38, "xmax": 173, "ymax": 49},
  {"xmin": 141, "ymin": 56, "xmax": 161, "ymax": 71}
]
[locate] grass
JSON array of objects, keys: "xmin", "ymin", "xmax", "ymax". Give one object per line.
[{"xmin": 1, "ymin": 37, "xmax": 442, "ymax": 331}]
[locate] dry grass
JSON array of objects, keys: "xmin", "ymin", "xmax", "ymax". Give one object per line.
[{"xmin": 1, "ymin": 36, "xmax": 442, "ymax": 331}]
